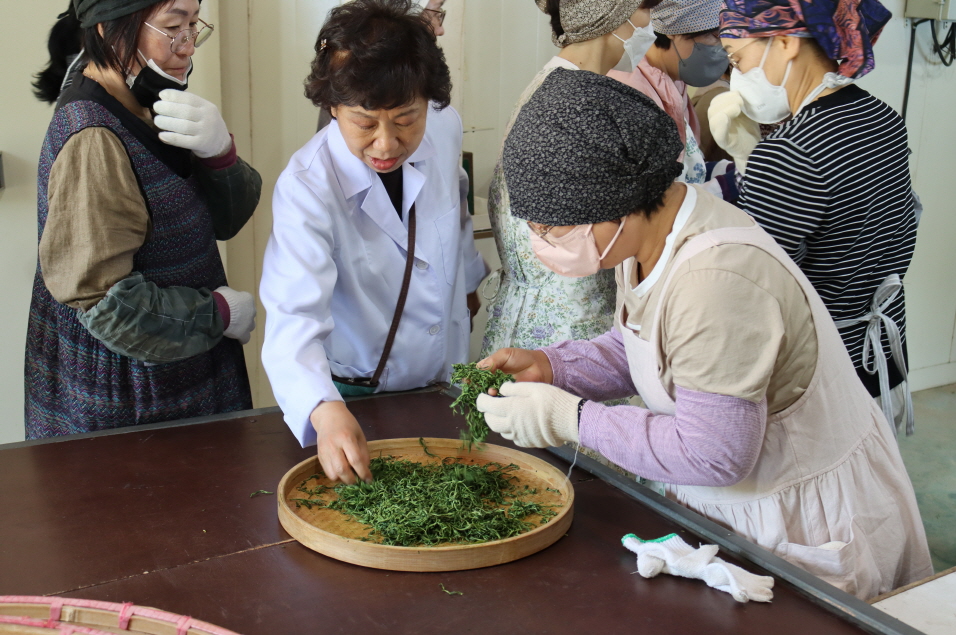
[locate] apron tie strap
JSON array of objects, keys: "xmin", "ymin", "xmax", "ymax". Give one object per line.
[{"xmin": 834, "ymin": 274, "xmax": 914, "ymax": 436}]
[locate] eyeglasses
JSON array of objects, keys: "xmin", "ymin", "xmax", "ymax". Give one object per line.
[
  {"xmin": 725, "ymin": 38, "xmax": 761, "ymax": 72},
  {"xmin": 527, "ymin": 221, "xmax": 556, "ymax": 246},
  {"xmin": 143, "ymin": 18, "xmax": 214, "ymax": 54},
  {"xmin": 422, "ymin": 8, "xmax": 446, "ymax": 26}
]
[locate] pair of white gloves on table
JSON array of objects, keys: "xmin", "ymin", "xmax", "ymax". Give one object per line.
[
  {"xmin": 623, "ymin": 533, "xmax": 775, "ymax": 603},
  {"xmin": 707, "ymin": 91, "xmax": 761, "ymax": 175}
]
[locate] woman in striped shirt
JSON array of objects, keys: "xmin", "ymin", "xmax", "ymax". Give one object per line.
[{"xmin": 713, "ymin": 0, "xmax": 917, "ymax": 433}]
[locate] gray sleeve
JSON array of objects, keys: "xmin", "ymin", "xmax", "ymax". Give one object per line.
[
  {"xmin": 77, "ymin": 273, "xmax": 225, "ymax": 363},
  {"xmin": 193, "ymin": 155, "xmax": 262, "ymax": 241}
]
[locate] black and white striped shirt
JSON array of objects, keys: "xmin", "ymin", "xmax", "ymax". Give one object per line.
[{"xmin": 738, "ymin": 85, "xmax": 917, "ymax": 397}]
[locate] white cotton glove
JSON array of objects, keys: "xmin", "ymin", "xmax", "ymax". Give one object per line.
[
  {"xmin": 475, "ymin": 382, "xmax": 581, "ymax": 448},
  {"xmin": 153, "ymin": 89, "xmax": 232, "ymax": 159},
  {"xmin": 708, "ymin": 91, "xmax": 761, "ymax": 175},
  {"xmin": 214, "ymin": 286, "xmax": 256, "ymax": 345},
  {"xmin": 622, "ymin": 533, "xmax": 774, "ymax": 603}
]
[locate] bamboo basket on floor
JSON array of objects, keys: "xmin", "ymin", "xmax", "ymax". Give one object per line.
[
  {"xmin": 0, "ymin": 596, "xmax": 241, "ymax": 635},
  {"xmin": 278, "ymin": 437, "xmax": 574, "ymax": 572}
]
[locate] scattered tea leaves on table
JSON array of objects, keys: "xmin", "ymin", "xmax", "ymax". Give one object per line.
[
  {"xmin": 249, "ymin": 490, "xmax": 274, "ymax": 498},
  {"xmin": 293, "ymin": 455, "xmax": 560, "ymax": 547},
  {"xmin": 440, "ymin": 583, "xmax": 464, "ymax": 596},
  {"xmin": 450, "ymin": 362, "xmax": 513, "ymax": 450}
]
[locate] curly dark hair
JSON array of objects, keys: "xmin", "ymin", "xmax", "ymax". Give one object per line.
[{"xmin": 304, "ymin": 0, "xmax": 451, "ymax": 112}]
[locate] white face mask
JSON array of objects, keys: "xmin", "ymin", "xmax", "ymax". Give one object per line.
[
  {"xmin": 612, "ymin": 20, "xmax": 656, "ymax": 74},
  {"xmin": 729, "ymin": 37, "xmax": 792, "ymax": 124}
]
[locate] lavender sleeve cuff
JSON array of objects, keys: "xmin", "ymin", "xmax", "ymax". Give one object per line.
[
  {"xmin": 541, "ymin": 328, "xmax": 637, "ymax": 402},
  {"xmin": 579, "ymin": 385, "xmax": 768, "ymax": 487}
]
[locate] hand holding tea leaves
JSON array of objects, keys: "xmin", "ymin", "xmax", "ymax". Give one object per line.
[
  {"xmin": 476, "ymin": 348, "xmax": 554, "ymax": 389},
  {"xmin": 450, "ymin": 363, "xmax": 513, "ymax": 449}
]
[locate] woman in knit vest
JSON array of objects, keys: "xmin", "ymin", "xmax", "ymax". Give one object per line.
[{"xmin": 26, "ymin": 0, "xmax": 260, "ymax": 438}]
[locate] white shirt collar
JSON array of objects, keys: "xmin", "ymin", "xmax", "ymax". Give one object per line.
[
  {"xmin": 544, "ymin": 56, "xmax": 579, "ymax": 71},
  {"xmin": 328, "ymin": 115, "xmax": 437, "ymax": 201},
  {"xmin": 633, "ymin": 184, "xmax": 697, "ymax": 297}
]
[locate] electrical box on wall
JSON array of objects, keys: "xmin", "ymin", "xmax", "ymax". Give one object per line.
[{"xmin": 905, "ymin": 0, "xmax": 956, "ymax": 21}]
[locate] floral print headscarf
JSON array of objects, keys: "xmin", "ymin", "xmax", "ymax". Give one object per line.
[{"xmin": 718, "ymin": 0, "xmax": 892, "ymax": 79}]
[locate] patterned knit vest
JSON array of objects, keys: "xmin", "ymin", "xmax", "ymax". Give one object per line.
[{"xmin": 25, "ymin": 98, "xmax": 252, "ymax": 439}]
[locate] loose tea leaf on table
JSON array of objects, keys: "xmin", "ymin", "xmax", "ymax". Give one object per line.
[
  {"xmin": 450, "ymin": 362, "xmax": 513, "ymax": 449},
  {"xmin": 292, "ymin": 453, "xmax": 559, "ymax": 547}
]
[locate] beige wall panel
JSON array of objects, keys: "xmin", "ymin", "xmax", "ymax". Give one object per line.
[{"xmin": 858, "ymin": 7, "xmax": 956, "ymax": 387}]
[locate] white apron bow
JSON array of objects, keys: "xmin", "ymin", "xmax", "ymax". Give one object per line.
[{"xmin": 834, "ymin": 274, "xmax": 914, "ymax": 436}]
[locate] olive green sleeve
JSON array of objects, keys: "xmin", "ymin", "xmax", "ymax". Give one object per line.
[
  {"xmin": 192, "ymin": 155, "xmax": 262, "ymax": 240},
  {"xmin": 77, "ymin": 273, "xmax": 225, "ymax": 364}
]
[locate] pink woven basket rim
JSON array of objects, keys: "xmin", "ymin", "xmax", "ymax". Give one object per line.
[
  {"xmin": 0, "ymin": 612, "xmax": 114, "ymax": 634},
  {"xmin": 0, "ymin": 596, "xmax": 243, "ymax": 635}
]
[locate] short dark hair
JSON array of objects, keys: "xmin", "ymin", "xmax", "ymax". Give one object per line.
[
  {"xmin": 544, "ymin": 0, "xmax": 665, "ymax": 40},
  {"xmin": 34, "ymin": 1, "xmax": 170, "ymax": 104},
  {"xmin": 304, "ymin": 0, "xmax": 451, "ymax": 111}
]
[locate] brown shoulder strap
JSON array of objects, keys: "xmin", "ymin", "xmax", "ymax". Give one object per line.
[
  {"xmin": 332, "ymin": 203, "xmax": 416, "ymax": 388},
  {"xmin": 369, "ymin": 202, "xmax": 416, "ymax": 385}
]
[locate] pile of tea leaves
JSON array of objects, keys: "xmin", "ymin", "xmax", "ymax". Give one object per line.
[
  {"xmin": 450, "ymin": 362, "xmax": 513, "ymax": 450},
  {"xmin": 292, "ymin": 453, "xmax": 559, "ymax": 547}
]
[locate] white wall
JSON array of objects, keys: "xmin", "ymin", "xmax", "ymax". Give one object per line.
[
  {"xmin": 854, "ymin": 6, "xmax": 956, "ymax": 390},
  {"xmin": 0, "ymin": 2, "xmax": 48, "ymax": 444}
]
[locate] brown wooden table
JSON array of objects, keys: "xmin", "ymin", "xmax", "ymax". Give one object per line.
[{"xmin": 0, "ymin": 389, "xmax": 918, "ymax": 634}]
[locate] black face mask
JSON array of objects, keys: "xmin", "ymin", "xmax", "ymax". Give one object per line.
[{"xmin": 126, "ymin": 58, "xmax": 191, "ymax": 109}]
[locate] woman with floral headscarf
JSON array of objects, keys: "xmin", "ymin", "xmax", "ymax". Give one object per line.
[
  {"xmin": 480, "ymin": 0, "xmax": 662, "ymax": 361},
  {"xmin": 712, "ymin": 0, "xmax": 918, "ymax": 437}
]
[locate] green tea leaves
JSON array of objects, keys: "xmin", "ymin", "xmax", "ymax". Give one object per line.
[
  {"xmin": 293, "ymin": 456, "xmax": 559, "ymax": 547},
  {"xmin": 450, "ymin": 363, "xmax": 513, "ymax": 450}
]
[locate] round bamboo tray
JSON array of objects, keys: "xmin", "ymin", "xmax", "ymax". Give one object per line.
[
  {"xmin": 278, "ymin": 438, "xmax": 574, "ymax": 572},
  {"xmin": 0, "ymin": 596, "xmax": 241, "ymax": 634}
]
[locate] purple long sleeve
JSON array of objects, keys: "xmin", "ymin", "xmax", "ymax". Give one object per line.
[
  {"xmin": 541, "ymin": 329, "xmax": 636, "ymax": 402},
  {"xmin": 579, "ymin": 385, "xmax": 768, "ymax": 487}
]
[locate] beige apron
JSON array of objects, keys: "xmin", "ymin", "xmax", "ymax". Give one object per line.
[{"xmin": 617, "ymin": 224, "xmax": 932, "ymax": 600}]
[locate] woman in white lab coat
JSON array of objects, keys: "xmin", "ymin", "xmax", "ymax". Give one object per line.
[{"xmin": 260, "ymin": 0, "xmax": 487, "ymax": 483}]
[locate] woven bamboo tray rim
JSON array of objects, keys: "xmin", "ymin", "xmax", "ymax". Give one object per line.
[
  {"xmin": 277, "ymin": 437, "xmax": 574, "ymax": 572},
  {"xmin": 0, "ymin": 596, "xmax": 241, "ymax": 635}
]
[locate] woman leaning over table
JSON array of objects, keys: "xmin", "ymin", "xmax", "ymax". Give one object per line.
[
  {"xmin": 260, "ymin": 0, "xmax": 487, "ymax": 485},
  {"xmin": 476, "ymin": 67, "xmax": 931, "ymax": 600},
  {"xmin": 26, "ymin": 0, "xmax": 260, "ymax": 439}
]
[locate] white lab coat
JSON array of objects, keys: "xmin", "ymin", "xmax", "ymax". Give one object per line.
[{"xmin": 261, "ymin": 106, "xmax": 488, "ymax": 446}]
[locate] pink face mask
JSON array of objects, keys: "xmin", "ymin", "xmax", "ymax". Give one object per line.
[{"xmin": 529, "ymin": 217, "xmax": 627, "ymax": 278}]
